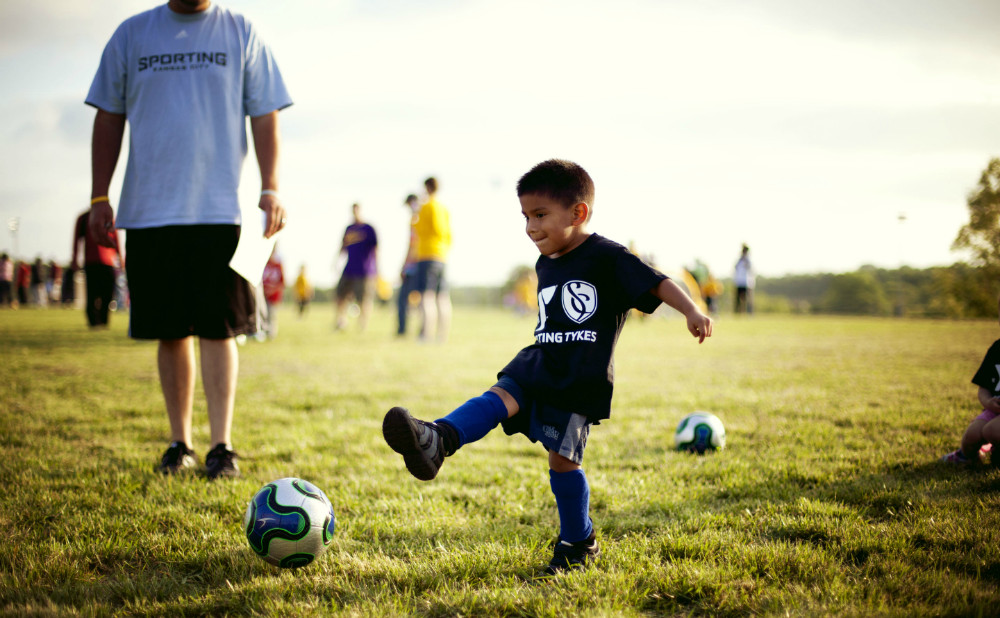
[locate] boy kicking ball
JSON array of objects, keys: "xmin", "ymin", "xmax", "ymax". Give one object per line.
[{"xmin": 383, "ymin": 159, "xmax": 713, "ymax": 575}]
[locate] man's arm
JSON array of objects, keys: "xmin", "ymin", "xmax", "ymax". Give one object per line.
[
  {"xmin": 71, "ymin": 215, "xmax": 83, "ymax": 269},
  {"xmin": 250, "ymin": 111, "xmax": 287, "ymax": 239},
  {"xmin": 89, "ymin": 110, "xmax": 125, "ymax": 247}
]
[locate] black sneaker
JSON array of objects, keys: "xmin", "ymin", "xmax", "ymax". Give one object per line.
[
  {"xmin": 205, "ymin": 443, "xmax": 240, "ymax": 480},
  {"xmin": 157, "ymin": 442, "xmax": 197, "ymax": 475},
  {"xmin": 543, "ymin": 530, "xmax": 600, "ymax": 575},
  {"xmin": 382, "ymin": 407, "xmax": 454, "ymax": 481}
]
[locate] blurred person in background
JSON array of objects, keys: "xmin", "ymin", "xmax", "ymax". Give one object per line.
[
  {"xmin": 0, "ymin": 253, "xmax": 12, "ymax": 307},
  {"xmin": 733, "ymin": 244, "xmax": 755, "ymax": 315},
  {"xmin": 294, "ymin": 264, "xmax": 313, "ymax": 318},
  {"xmin": 396, "ymin": 193, "xmax": 420, "ymax": 337},
  {"xmin": 73, "ymin": 209, "xmax": 122, "ymax": 328},
  {"xmin": 15, "ymin": 259, "xmax": 30, "ymax": 307},
  {"xmin": 334, "ymin": 202, "xmax": 378, "ymax": 332},
  {"xmin": 30, "ymin": 257, "xmax": 45, "ymax": 307},
  {"xmin": 414, "ymin": 177, "xmax": 452, "ymax": 342},
  {"xmin": 260, "ymin": 247, "xmax": 285, "ymax": 340}
]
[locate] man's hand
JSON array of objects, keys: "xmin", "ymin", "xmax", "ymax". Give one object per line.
[
  {"xmin": 259, "ymin": 192, "xmax": 286, "ymax": 239},
  {"xmin": 88, "ymin": 201, "xmax": 117, "ymax": 247}
]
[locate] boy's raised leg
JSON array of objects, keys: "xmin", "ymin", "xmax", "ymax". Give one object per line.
[
  {"xmin": 382, "ymin": 407, "xmax": 455, "ymax": 481},
  {"xmin": 382, "ymin": 390, "xmax": 510, "ymax": 481}
]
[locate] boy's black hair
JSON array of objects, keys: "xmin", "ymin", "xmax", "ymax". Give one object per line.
[
  {"xmin": 424, "ymin": 177, "xmax": 438, "ymax": 194},
  {"xmin": 517, "ymin": 159, "xmax": 595, "ymax": 209}
]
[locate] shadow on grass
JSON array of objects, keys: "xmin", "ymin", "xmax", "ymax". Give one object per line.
[{"xmin": 702, "ymin": 459, "xmax": 1000, "ymax": 583}]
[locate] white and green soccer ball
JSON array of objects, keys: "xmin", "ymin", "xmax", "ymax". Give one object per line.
[
  {"xmin": 244, "ymin": 477, "xmax": 336, "ymax": 568},
  {"xmin": 674, "ymin": 412, "xmax": 726, "ymax": 454}
]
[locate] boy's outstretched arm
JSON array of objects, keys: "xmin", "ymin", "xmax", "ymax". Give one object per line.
[{"xmin": 654, "ymin": 278, "xmax": 713, "ymax": 343}]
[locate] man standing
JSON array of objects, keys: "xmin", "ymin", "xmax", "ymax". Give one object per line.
[
  {"xmin": 72, "ymin": 210, "xmax": 122, "ymax": 328},
  {"xmin": 414, "ymin": 177, "xmax": 452, "ymax": 342},
  {"xmin": 396, "ymin": 193, "xmax": 420, "ymax": 337},
  {"xmin": 86, "ymin": 0, "xmax": 292, "ymax": 479},
  {"xmin": 334, "ymin": 203, "xmax": 378, "ymax": 332},
  {"xmin": 733, "ymin": 244, "xmax": 755, "ymax": 315},
  {"xmin": 0, "ymin": 253, "xmax": 12, "ymax": 307}
]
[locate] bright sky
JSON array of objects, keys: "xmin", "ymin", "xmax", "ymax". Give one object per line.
[{"xmin": 2, "ymin": 0, "xmax": 999, "ymax": 287}]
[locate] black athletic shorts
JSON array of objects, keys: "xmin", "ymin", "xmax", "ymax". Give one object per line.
[
  {"xmin": 496, "ymin": 375, "xmax": 591, "ymax": 464},
  {"xmin": 125, "ymin": 225, "xmax": 256, "ymax": 340}
]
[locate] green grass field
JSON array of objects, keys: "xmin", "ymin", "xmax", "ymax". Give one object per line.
[{"xmin": 1, "ymin": 305, "xmax": 998, "ymax": 616}]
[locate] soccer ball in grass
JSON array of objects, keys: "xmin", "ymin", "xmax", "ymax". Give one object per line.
[
  {"xmin": 674, "ymin": 412, "xmax": 726, "ymax": 454},
  {"xmin": 244, "ymin": 477, "xmax": 336, "ymax": 568}
]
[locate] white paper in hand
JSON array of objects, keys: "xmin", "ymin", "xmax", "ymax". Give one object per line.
[{"xmin": 229, "ymin": 219, "xmax": 279, "ymax": 284}]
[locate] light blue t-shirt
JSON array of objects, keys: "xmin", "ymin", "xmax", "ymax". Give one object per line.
[{"xmin": 86, "ymin": 4, "xmax": 292, "ymax": 229}]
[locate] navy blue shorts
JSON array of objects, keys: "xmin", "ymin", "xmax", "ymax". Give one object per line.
[
  {"xmin": 415, "ymin": 260, "xmax": 447, "ymax": 294},
  {"xmin": 496, "ymin": 375, "xmax": 591, "ymax": 464},
  {"xmin": 125, "ymin": 225, "xmax": 256, "ymax": 340}
]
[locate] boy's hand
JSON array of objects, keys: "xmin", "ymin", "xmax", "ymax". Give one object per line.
[
  {"xmin": 686, "ymin": 311, "xmax": 713, "ymax": 343},
  {"xmin": 989, "ymin": 396, "xmax": 1000, "ymax": 413},
  {"xmin": 653, "ymin": 279, "xmax": 714, "ymax": 343}
]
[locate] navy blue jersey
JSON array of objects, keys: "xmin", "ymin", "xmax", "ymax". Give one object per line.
[
  {"xmin": 972, "ymin": 339, "xmax": 1000, "ymax": 394},
  {"xmin": 499, "ymin": 234, "xmax": 667, "ymax": 421}
]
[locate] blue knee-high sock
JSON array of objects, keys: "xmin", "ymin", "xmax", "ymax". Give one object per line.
[
  {"xmin": 550, "ymin": 468, "xmax": 593, "ymax": 543},
  {"xmin": 435, "ymin": 391, "xmax": 508, "ymax": 448}
]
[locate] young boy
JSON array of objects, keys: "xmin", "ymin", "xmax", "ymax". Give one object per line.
[
  {"xmin": 941, "ymin": 295, "xmax": 1000, "ymax": 465},
  {"xmin": 382, "ymin": 159, "xmax": 713, "ymax": 574}
]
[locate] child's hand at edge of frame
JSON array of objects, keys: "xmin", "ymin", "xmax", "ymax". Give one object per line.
[{"xmin": 685, "ymin": 310, "xmax": 713, "ymax": 344}]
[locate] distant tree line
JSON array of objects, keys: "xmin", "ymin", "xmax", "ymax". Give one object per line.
[
  {"xmin": 735, "ymin": 157, "xmax": 1000, "ymax": 319},
  {"xmin": 726, "ymin": 263, "xmax": 995, "ymax": 318}
]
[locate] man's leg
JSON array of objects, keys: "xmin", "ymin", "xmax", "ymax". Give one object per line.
[
  {"xmin": 159, "ymin": 337, "xmax": 196, "ymax": 447},
  {"xmin": 97, "ymin": 266, "xmax": 115, "ymax": 326},
  {"xmin": 201, "ymin": 336, "xmax": 241, "ymax": 479},
  {"xmin": 420, "ymin": 290, "xmax": 437, "ymax": 341},
  {"xmin": 396, "ymin": 275, "xmax": 411, "ymax": 335},
  {"xmin": 359, "ymin": 278, "xmax": 375, "ymax": 332},
  {"xmin": 334, "ymin": 283, "xmax": 349, "ymax": 330},
  {"xmin": 436, "ymin": 290, "xmax": 452, "ymax": 343},
  {"xmin": 200, "ymin": 337, "xmax": 238, "ymax": 448}
]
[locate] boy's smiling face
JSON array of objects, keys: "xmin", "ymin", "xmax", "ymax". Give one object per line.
[{"xmin": 520, "ymin": 193, "xmax": 590, "ymax": 258}]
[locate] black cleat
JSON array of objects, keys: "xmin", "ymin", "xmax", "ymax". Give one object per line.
[
  {"xmin": 157, "ymin": 442, "xmax": 197, "ymax": 475},
  {"xmin": 382, "ymin": 407, "xmax": 449, "ymax": 481},
  {"xmin": 543, "ymin": 530, "xmax": 600, "ymax": 575},
  {"xmin": 205, "ymin": 443, "xmax": 240, "ymax": 480}
]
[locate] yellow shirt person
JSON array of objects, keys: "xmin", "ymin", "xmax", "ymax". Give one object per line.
[
  {"xmin": 294, "ymin": 265, "xmax": 313, "ymax": 317},
  {"xmin": 415, "ymin": 196, "xmax": 452, "ymax": 261},
  {"xmin": 413, "ymin": 177, "xmax": 452, "ymax": 342}
]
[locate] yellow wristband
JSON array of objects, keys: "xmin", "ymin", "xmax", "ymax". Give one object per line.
[{"xmin": 91, "ymin": 196, "xmax": 110, "ymax": 205}]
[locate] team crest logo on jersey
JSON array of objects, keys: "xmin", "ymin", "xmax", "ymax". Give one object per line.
[{"xmin": 561, "ymin": 280, "xmax": 597, "ymax": 324}]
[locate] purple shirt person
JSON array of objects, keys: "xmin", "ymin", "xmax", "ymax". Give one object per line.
[
  {"xmin": 342, "ymin": 224, "xmax": 378, "ymax": 277},
  {"xmin": 335, "ymin": 203, "xmax": 378, "ymax": 331}
]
